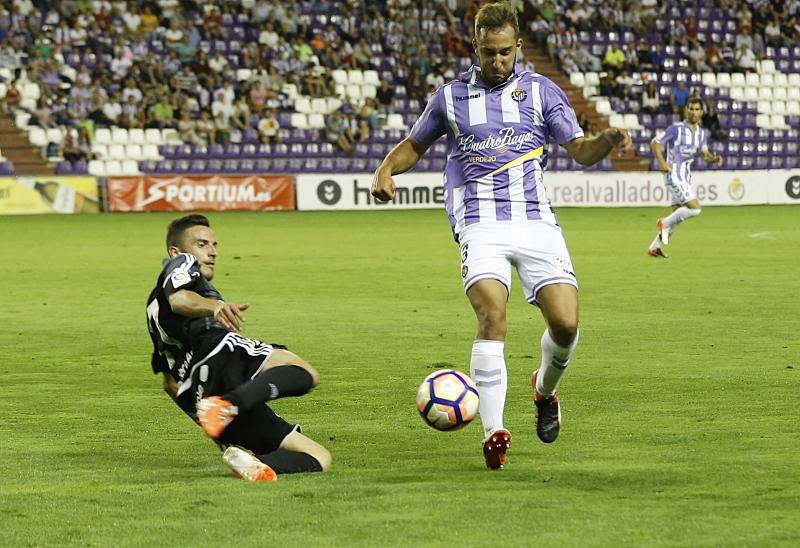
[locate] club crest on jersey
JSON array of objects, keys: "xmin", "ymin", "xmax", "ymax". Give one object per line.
[{"xmin": 511, "ymin": 87, "xmax": 527, "ymax": 103}]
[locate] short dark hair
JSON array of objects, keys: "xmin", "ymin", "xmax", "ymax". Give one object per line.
[
  {"xmin": 166, "ymin": 214, "xmax": 210, "ymax": 250},
  {"xmin": 475, "ymin": 1, "xmax": 519, "ymax": 41},
  {"xmin": 686, "ymin": 96, "xmax": 704, "ymax": 110}
]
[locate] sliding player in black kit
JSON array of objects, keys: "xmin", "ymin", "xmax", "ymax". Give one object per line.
[{"xmin": 146, "ymin": 214, "xmax": 331, "ymax": 481}]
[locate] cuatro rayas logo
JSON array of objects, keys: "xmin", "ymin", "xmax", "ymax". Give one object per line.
[
  {"xmin": 317, "ymin": 180, "xmax": 342, "ymax": 205},
  {"xmin": 785, "ymin": 176, "xmax": 800, "ymax": 200}
]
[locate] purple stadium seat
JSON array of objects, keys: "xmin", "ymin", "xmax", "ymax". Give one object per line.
[
  {"xmin": 72, "ymin": 160, "xmax": 88, "ymax": 174},
  {"xmin": 139, "ymin": 160, "xmax": 157, "ymax": 173},
  {"xmin": 223, "ymin": 159, "xmax": 240, "ymax": 172},
  {"xmin": 188, "ymin": 159, "xmax": 206, "ymax": 173},
  {"xmin": 208, "ymin": 144, "xmax": 225, "ymax": 158},
  {"xmin": 754, "ymin": 157, "xmax": 769, "ymax": 169},
  {"xmin": 319, "ymin": 158, "xmax": 334, "ymax": 171},
  {"xmin": 254, "ymin": 159, "xmax": 271, "ymax": 172},
  {"xmin": 768, "ymin": 157, "xmax": 785, "ymax": 169},
  {"xmin": 206, "ymin": 159, "xmax": 223, "ymax": 173},
  {"xmin": 243, "ymin": 129, "xmax": 259, "ymax": 143},
  {"xmin": 739, "ymin": 157, "xmax": 754, "ymax": 169},
  {"xmin": 56, "ymin": 161, "xmax": 72, "ymax": 175},
  {"xmin": 155, "ymin": 160, "xmax": 173, "ymax": 173},
  {"xmin": 0, "ymin": 161, "xmax": 17, "ymax": 174},
  {"xmin": 239, "ymin": 159, "xmax": 255, "ymax": 173},
  {"xmin": 271, "ymin": 159, "xmax": 289, "ymax": 172},
  {"xmin": 224, "ymin": 143, "xmax": 242, "ymax": 157}
]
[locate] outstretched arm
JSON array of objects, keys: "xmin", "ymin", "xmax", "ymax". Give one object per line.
[
  {"xmin": 371, "ymin": 138, "xmax": 430, "ymax": 202},
  {"xmin": 168, "ymin": 289, "xmax": 250, "ymax": 332},
  {"xmin": 563, "ymin": 127, "xmax": 631, "ymax": 166},
  {"xmin": 650, "ymin": 138, "xmax": 671, "ymax": 173}
]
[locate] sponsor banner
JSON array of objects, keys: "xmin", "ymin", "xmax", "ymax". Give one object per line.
[
  {"xmin": 547, "ymin": 171, "xmax": 770, "ymax": 207},
  {"xmin": 298, "ymin": 170, "xmax": 798, "ymax": 210},
  {"xmin": 296, "ymin": 173, "xmax": 444, "ymax": 210},
  {"xmin": 770, "ymin": 172, "xmax": 800, "ymax": 204},
  {"xmin": 106, "ymin": 175, "xmax": 295, "ymax": 212},
  {"xmin": 0, "ymin": 176, "xmax": 99, "ymax": 215}
]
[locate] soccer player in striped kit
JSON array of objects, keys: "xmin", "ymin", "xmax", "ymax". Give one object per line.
[
  {"xmin": 372, "ymin": 1, "xmax": 630, "ymax": 469},
  {"xmin": 648, "ymin": 96, "xmax": 723, "ymax": 258}
]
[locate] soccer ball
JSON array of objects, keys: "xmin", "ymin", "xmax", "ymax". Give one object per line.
[{"xmin": 416, "ymin": 369, "xmax": 479, "ymax": 431}]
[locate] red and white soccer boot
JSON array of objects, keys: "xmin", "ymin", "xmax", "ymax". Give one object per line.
[
  {"xmin": 482, "ymin": 428, "xmax": 512, "ymax": 470},
  {"xmin": 197, "ymin": 396, "xmax": 238, "ymax": 438},
  {"xmin": 657, "ymin": 218, "xmax": 669, "ymax": 246},
  {"xmin": 222, "ymin": 446, "xmax": 277, "ymax": 482}
]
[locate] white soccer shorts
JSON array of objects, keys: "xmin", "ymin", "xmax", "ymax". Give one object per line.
[
  {"xmin": 458, "ymin": 220, "xmax": 578, "ymax": 306},
  {"xmin": 665, "ymin": 172, "xmax": 697, "ymax": 206}
]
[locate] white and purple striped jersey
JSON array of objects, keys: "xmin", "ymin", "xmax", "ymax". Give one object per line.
[
  {"xmin": 409, "ymin": 65, "xmax": 584, "ymax": 241},
  {"xmin": 653, "ymin": 121, "xmax": 709, "ymax": 184}
]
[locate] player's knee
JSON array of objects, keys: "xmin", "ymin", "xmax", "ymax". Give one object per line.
[
  {"xmin": 314, "ymin": 446, "xmax": 333, "ymax": 471},
  {"xmin": 689, "ymin": 208, "xmax": 701, "ymax": 217},
  {"xmin": 549, "ymin": 320, "xmax": 578, "ymax": 347}
]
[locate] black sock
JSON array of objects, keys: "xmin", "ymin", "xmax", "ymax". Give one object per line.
[
  {"xmin": 256, "ymin": 449, "xmax": 322, "ymax": 474},
  {"xmin": 225, "ymin": 365, "xmax": 313, "ymax": 411}
]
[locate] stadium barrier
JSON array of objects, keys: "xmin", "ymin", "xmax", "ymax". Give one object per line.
[
  {"xmin": 295, "ymin": 170, "xmax": 800, "ymax": 210},
  {"xmin": 0, "ymin": 176, "xmax": 100, "ymax": 214},
  {"xmin": 105, "ymin": 175, "xmax": 295, "ymax": 212}
]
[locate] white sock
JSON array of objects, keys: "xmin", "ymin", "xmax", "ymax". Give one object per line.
[
  {"xmin": 648, "ymin": 233, "xmax": 662, "ymax": 250},
  {"xmin": 536, "ymin": 329, "xmax": 579, "ymax": 396},
  {"xmin": 469, "ymin": 340, "xmax": 507, "ymax": 437},
  {"xmin": 663, "ymin": 206, "xmax": 701, "ymax": 232}
]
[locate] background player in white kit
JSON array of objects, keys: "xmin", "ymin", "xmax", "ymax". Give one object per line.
[
  {"xmin": 371, "ymin": 2, "xmax": 630, "ymax": 470},
  {"xmin": 648, "ymin": 96, "xmax": 723, "ymax": 258}
]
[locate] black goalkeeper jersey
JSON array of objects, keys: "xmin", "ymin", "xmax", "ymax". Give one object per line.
[{"xmin": 146, "ymin": 253, "xmax": 229, "ymax": 386}]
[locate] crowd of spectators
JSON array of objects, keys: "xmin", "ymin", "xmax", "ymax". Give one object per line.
[{"xmin": 0, "ymin": 0, "xmax": 485, "ymax": 164}]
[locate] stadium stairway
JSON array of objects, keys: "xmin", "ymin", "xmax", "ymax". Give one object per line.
[
  {"xmin": 522, "ymin": 44, "xmax": 649, "ymax": 172},
  {"xmin": 0, "ymin": 115, "xmax": 54, "ymax": 175}
]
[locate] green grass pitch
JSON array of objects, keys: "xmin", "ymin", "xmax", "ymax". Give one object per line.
[{"xmin": 1, "ymin": 206, "xmax": 798, "ymax": 547}]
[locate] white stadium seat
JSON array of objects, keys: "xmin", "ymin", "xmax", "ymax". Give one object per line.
[
  {"xmin": 701, "ymin": 72, "xmax": 717, "ymax": 87},
  {"xmin": 744, "ymin": 87, "xmax": 759, "ymax": 102},
  {"xmin": 126, "ymin": 144, "xmax": 143, "ymax": 160},
  {"xmin": 584, "ymin": 72, "xmax": 600, "ymax": 86},
  {"xmin": 745, "ymin": 72, "xmax": 760, "ymax": 87},
  {"xmin": 20, "ymin": 98, "xmax": 36, "ymax": 111},
  {"xmin": 756, "ymin": 101, "xmax": 772, "ymax": 114},
  {"xmin": 787, "ymin": 73, "xmax": 800, "ymax": 87},
  {"xmin": 142, "ymin": 144, "xmax": 161, "ymax": 160},
  {"xmin": 326, "ymin": 97, "xmax": 342, "ymax": 112},
  {"xmin": 107, "ymin": 144, "xmax": 126, "ymax": 159},
  {"xmin": 757, "ymin": 87, "xmax": 773, "ymax": 101},
  {"xmin": 715, "ymin": 72, "xmax": 731, "ymax": 87},
  {"xmin": 94, "ymin": 128, "xmax": 113, "ymax": 145},
  {"xmin": 771, "ymin": 101, "xmax": 787, "ymax": 115},
  {"xmin": 787, "ymin": 101, "xmax": 800, "ymax": 116},
  {"xmin": 144, "ymin": 128, "xmax": 162, "ymax": 144},
  {"xmin": 290, "ymin": 113, "xmax": 309, "ymax": 129},
  {"xmin": 361, "ymin": 84, "xmax": 377, "ymax": 99},
  {"xmin": 121, "ymin": 160, "xmax": 140, "ymax": 175},
  {"xmin": 569, "ymin": 72, "xmax": 586, "ymax": 87},
  {"xmin": 22, "ymin": 82, "xmax": 40, "ymax": 100},
  {"xmin": 769, "ymin": 114, "xmax": 788, "ymax": 129},
  {"xmin": 760, "ymin": 73, "xmax": 774, "ymax": 87},
  {"xmin": 347, "ymin": 70, "xmax": 364, "ymax": 85},
  {"xmin": 759, "ymin": 59, "xmax": 776, "ymax": 73},
  {"xmin": 87, "ymin": 159, "xmax": 106, "ymax": 176},
  {"xmin": 730, "ymin": 73, "xmax": 746, "ymax": 87},
  {"xmin": 307, "ymin": 113, "xmax": 325, "ymax": 129},
  {"xmin": 363, "ymin": 70, "xmax": 380, "ymax": 86},
  {"xmin": 111, "ymin": 127, "xmax": 129, "ymax": 144},
  {"xmin": 28, "ymin": 127, "xmax": 47, "ymax": 147},
  {"xmin": 162, "ymin": 128, "xmax": 181, "ymax": 144},
  {"xmin": 281, "ymin": 83, "xmax": 299, "ymax": 99},
  {"xmin": 773, "ymin": 87, "xmax": 787, "ymax": 101},
  {"xmin": 608, "ymin": 113, "xmax": 625, "ymax": 127},
  {"xmin": 346, "ymin": 84, "xmax": 362, "ymax": 100},
  {"xmin": 729, "ymin": 87, "xmax": 746, "ymax": 101},
  {"xmin": 623, "ymin": 113, "xmax": 642, "ymax": 130},
  {"xmin": 236, "ymin": 68, "xmax": 252, "ymax": 82},
  {"xmin": 128, "ymin": 128, "xmax": 146, "ymax": 144},
  {"xmin": 594, "ymin": 98, "xmax": 612, "ymax": 115},
  {"xmin": 773, "ymin": 73, "xmax": 788, "ymax": 87},
  {"xmin": 46, "ymin": 128, "xmax": 64, "ymax": 144},
  {"xmin": 332, "ymin": 69, "xmax": 348, "ymax": 85},
  {"xmin": 104, "ymin": 160, "xmax": 122, "ymax": 175},
  {"xmin": 386, "ymin": 113, "xmax": 405, "ymax": 129},
  {"xmin": 310, "ymin": 98, "xmax": 328, "ymax": 114},
  {"xmin": 294, "ymin": 96, "xmax": 312, "ymax": 114}
]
